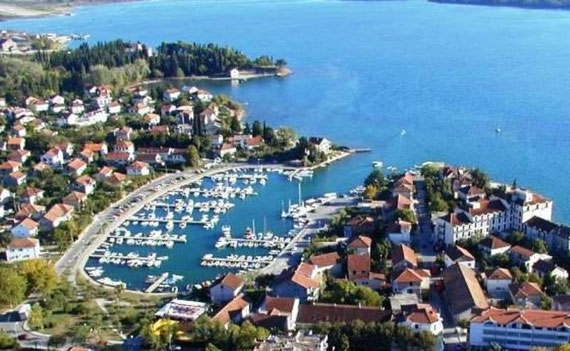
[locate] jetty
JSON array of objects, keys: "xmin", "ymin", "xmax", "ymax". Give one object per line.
[
  {"xmin": 129, "ymin": 216, "xmax": 207, "ymax": 225},
  {"xmin": 201, "ymin": 255, "xmax": 273, "ymax": 265},
  {"xmin": 145, "ymin": 272, "xmax": 169, "ymax": 293},
  {"xmin": 107, "ymin": 234, "xmax": 186, "ymax": 243}
]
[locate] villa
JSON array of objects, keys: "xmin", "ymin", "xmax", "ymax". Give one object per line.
[
  {"xmin": 11, "ymin": 218, "xmax": 39, "ymax": 238},
  {"xmin": 210, "ymin": 273, "xmax": 245, "ymax": 304},
  {"xmin": 5, "ymin": 238, "xmax": 40, "ymax": 262}
]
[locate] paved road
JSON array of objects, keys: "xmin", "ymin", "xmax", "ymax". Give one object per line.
[
  {"xmin": 0, "ymin": 313, "xmax": 50, "ymax": 350},
  {"xmin": 261, "ymin": 196, "xmax": 358, "ymax": 276},
  {"xmin": 414, "ymin": 179, "xmax": 437, "ymax": 265}
]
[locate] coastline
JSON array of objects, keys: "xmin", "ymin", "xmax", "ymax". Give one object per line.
[
  {"xmin": 0, "ymin": 0, "xmax": 142, "ymax": 21},
  {"xmin": 125, "ymin": 70, "xmax": 293, "ymax": 92},
  {"xmin": 67, "ymin": 152, "xmax": 353, "ymax": 295}
]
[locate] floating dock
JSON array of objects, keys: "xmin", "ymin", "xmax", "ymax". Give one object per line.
[{"xmin": 145, "ymin": 272, "xmax": 169, "ymax": 293}]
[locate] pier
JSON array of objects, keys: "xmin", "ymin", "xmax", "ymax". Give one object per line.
[
  {"xmin": 89, "ymin": 253, "xmax": 160, "ymax": 262},
  {"xmin": 202, "ymin": 255, "xmax": 273, "ymax": 265},
  {"xmin": 129, "ymin": 216, "xmax": 207, "ymax": 225},
  {"xmin": 145, "ymin": 272, "xmax": 169, "ymax": 293},
  {"xmin": 108, "ymin": 235, "xmax": 187, "ymax": 243}
]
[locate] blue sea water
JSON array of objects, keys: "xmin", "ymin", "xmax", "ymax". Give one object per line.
[{"xmin": 4, "ymin": 0, "xmax": 570, "ymax": 287}]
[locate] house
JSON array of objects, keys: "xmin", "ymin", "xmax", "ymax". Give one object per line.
[
  {"xmin": 164, "ymin": 88, "xmax": 181, "ymax": 102},
  {"xmin": 15, "ymin": 203, "xmax": 46, "ymax": 221},
  {"xmin": 135, "ymin": 153, "xmax": 164, "ymax": 167},
  {"xmin": 308, "ymin": 137, "xmax": 332, "ymax": 155},
  {"xmin": 469, "ymin": 307, "xmax": 570, "ymax": 350},
  {"xmin": 0, "ymin": 38, "xmax": 17, "ymax": 52},
  {"xmin": 8, "ymin": 149, "xmax": 30, "ymax": 163},
  {"xmin": 485, "ymin": 268, "xmax": 513, "ymax": 299},
  {"xmin": 0, "ymin": 187, "xmax": 11, "ymax": 204},
  {"xmin": 442, "ymin": 263, "xmax": 489, "ymax": 322},
  {"xmin": 444, "ymin": 245, "xmax": 475, "ymax": 269},
  {"xmin": 108, "ymin": 101, "xmax": 121, "ymax": 114},
  {"xmin": 20, "ymin": 187, "xmax": 44, "ymax": 204},
  {"xmin": 58, "ymin": 112, "xmax": 79, "ymax": 126},
  {"xmin": 271, "ymin": 263, "xmax": 322, "ymax": 301},
  {"xmin": 83, "ymin": 142, "xmax": 108, "ymax": 157},
  {"xmin": 11, "ymin": 218, "xmax": 39, "ymax": 238},
  {"xmin": 106, "ymin": 172, "xmax": 126, "ymax": 186},
  {"xmin": 212, "ymin": 294, "xmax": 250, "ymax": 328},
  {"xmin": 6, "ymin": 238, "xmax": 40, "ymax": 262},
  {"xmin": 161, "ymin": 103, "xmax": 177, "ymax": 117},
  {"xmin": 105, "ymin": 152, "xmax": 134, "ymax": 166},
  {"xmin": 245, "ymin": 136, "xmax": 263, "ymax": 150},
  {"xmin": 254, "ymin": 331, "xmax": 328, "ymax": 351},
  {"xmin": 251, "ymin": 297, "xmax": 299, "ymax": 331},
  {"xmin": 211, "ymin": 134, "xmax": 224, "ymax": 147},
  {"xmin": 509, "ymin": 245, "xmax": 552, "ymax": 273},
  {"xmin": 296, "ymin": 303, "xmax": 391, "ymax": 328},
  {"xmin": 127, "ymin": 161, "xmax": 151, "ymax": 176},
  {"xmin": 113, "ymin": 141, "xmax": 135, "ymax": 155},
  {"xmin": 308, "ymin": 252, "xmax": 342, "ymax": 276},
  {"xmin": 347, "ymin": 254, "xmax": 387, "ymax": 290},
  {"xmin": 0, "ymin": 161, "xmax": 21, "ymax": 176},
  {"xmin": 26, "ymin": 97, "xmax": 49, "ymax": 112},
  {"xmin": 392, "ymin": 268, "xmax": 430, "ymax": 295},
  {"xmin": 210, "ymin": 273, "xmax": 245, "ymax": 304},
  {"xmin": 553, "ymin": 295, "xmax": 570, "ymax": 312},
  {"xmin": 219, "ymin": 143, "xmax": 236, "ymax": 158},
  {"xmin": 347, "ymin": 235, "xmax": 372, "ymax": 255},
  {"xmin": 41, "ymin": 148, "xmax": 65, "ymax": 167},
  {"xmin": 478, "ymin": 235, "xmax": 511, "ymax": 256},
  {"xmin": 114, "ymin": 126, "xmax": 133, "ymax": 141},
  {"xmin": 62, "ymin": 191, "xmax": 87, "ymax": 209},
  {"xmin": 73, "ymin": 175, "xmax": 96, "ymax": 195},
  {"xmin": 391, "ymin": 244, "xmax": 418, "ymax": 271},
  {"xmin": 398, "ymin": 304, "xmax": 444, "ymax": 335},
  {"xmin": 532, "ymin": 259, "xmax": 569, "ymax": 281},
  {"xmin": 343, "ymin": 215, "xmax": 375, "ymax": 238},
  {"xmin": 143, "ymin": 113, "xmax": 161, "ymax": 126},
  {"xmin": 387, "ymin": 219, "xmax": 412, "ymax": 244},
  {"xmin": 194, "ymin": 89, "xmax": 213, "ymax": 102},
  {"xmin": 5, "ymin": 171, "xmax": 26, "ymax": 187},
  {"xmin": 509, "ymin": 282, "xmax": 543, "ymax": 309},
  {"xmin": 89, "ymin": 85, "xmax": 113, "ymax": 108},
  {"xmin": 71, "ymin": 99, "xmax": 85, "ymax": 114},
  {"xmin": 7, "ymin": 137, "xmax": 25, "ymax": 151},
  {"xmin": 66, "ymin": 158, "xmax": 87, "ymax": 176},
  {"xmin": 95, "ymin": 166, "xmax": 114, "ymax": 182},
  {"xmin": 150, "ymin": 125, "xmax": 169, "ymax": 135},
  {"xmin": 11, "ymin": 124, "xmax": 27, "ymax": 137},
  {"xmin": 130, "ymin": 102, "xmax": 152, "ymax": 116},
  {"xmin": 32, "ymin": 162, "xmax": 51, "ymax": 175},
  {"xmin": 392, "ymin": 180, "xmax": 415, "ymax": 199},
  {"xmin": 79, "ymin": 149, "xmax": 95, "ymax": 164},
  {"xmin": 154, "ymin": 299, "xmax": 207, "ymax": 324},
  {"xmin": 41, "ymin": 203, "xmax": 74, "ymax": 229},
  {"xmin": 51, "ymin": 103, "xmax": 65, "ymax": 114}
]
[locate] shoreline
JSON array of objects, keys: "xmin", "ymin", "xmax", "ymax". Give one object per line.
[
  {"xmin": 124, "ymin": 70, "xmax": 292, "ymax": 92},
  {"xmin": 0, "ymin": 0, "xmax": 142, "ymax": 21},
  {"xmin": 68, "ymin": 154, "xmax": 354, "ymax": 295}
]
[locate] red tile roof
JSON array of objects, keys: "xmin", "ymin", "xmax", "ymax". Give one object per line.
[
  {"xmin": 308, "ymin": 252, "xmax": 340, "ymax": 268},
  {"xmin": 348, "ymin": 235, "xmax": 372, "ymax": 249},
  {"xmin": 9, "ymin": 237, "xmax": 38, "ymax": 249},
  {"xmin": 219, "ymin": 273, "xmax": 244, "ymax": 291},
  {"xmin": 392, "ymin": 244, "xmax": 418, "ymax": 267},
  {"xmin": 212, "ymin": 294, "xmax": 249, "ymax": 325},
  {"xmin": 471, "ymin": 307, "xmax": 570, "ymax": 329}
]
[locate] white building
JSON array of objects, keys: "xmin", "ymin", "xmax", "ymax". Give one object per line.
[
  {"xmin": 485, "ymin": 268, "xmax": 513, "ymax": 299},
  {"xmin": 155, "ymin": 299, "xmax": 207, "ymax": 322},
  {"xmin": 210, "ymin": 273, "xmax": 245, "ymax": 304},
  {"xmin": 126, "ymin": 161, "xmax": 151, "ymax": 176},
  {"xmin": 400, "ymin": 305, "xmax": 444, "ymax": 336},
  {"xmin": 387, "ymin": 219, "xmax": 412, "ymax": 245},
  {"xmin": 11, "ymin": 218, "xmax": 39, "ymax": 237},
  {"xmin": 470, "ymin": 308, "xmax": 570, "ymax": 350},
  {"xmin": 6, "ymin": 238, "xmax": 40, "ymax": 262},
  {"xmin": 444, "ymin": 245, "xmax": 475, "ymax": 269},
  {"xmin": 40, "ymin": 148, "xmax": 65, "ymax": 168}
]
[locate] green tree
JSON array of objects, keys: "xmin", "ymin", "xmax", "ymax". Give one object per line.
[
  {"xmin": 0, "ymin": 268, "xmax": 27, "ymax": 308},
  {"xmin": 187, "ymin": 145, "xmax": 201, "ymax": 167},
  {"xmin": 28, "ymin": 303, "xmax": 44, "ymax": 330},
  {"xmin": 415, "ymin": 330, "xmax": 437, "ymax": 351},
  {"xmin": 395, "ymin": 209, "xmax": 417, "ymax": 224},
  {"xmin": 363, "ymin": 184, "xmax": 378, "ymax": 200},
  {"xmin": 229, "ymin": 116, "xmax": 242, "ymax": 133},
  {"xmin": 0, "ymin": 331, "xmax": 19, "ymax": 350},
  {"xmin": 47, "ymin": 334, "xmax": 66, "ymax": 351},
  {"xmin": 364, "ymin": 170, "xmax": 387, "ymax": 188},
  {"xmin": 531, "ymin": 239, "xmax": 548, "ymax": 254},
  {"xmin": 251, "ymin": 121, "xmax": 263, "ymax": 137},
  {"xmin": 19, "ymin": 259, "xmax": 59, "ymax": 295}
]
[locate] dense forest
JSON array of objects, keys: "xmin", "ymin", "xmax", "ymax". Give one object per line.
[
  {"xmin": 0, "ymin": 40, "xmax": 285, "ymax": 104},
  {"xmin": 429, "ymin": 0, "xmax": 570, "ymax": 8}
]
